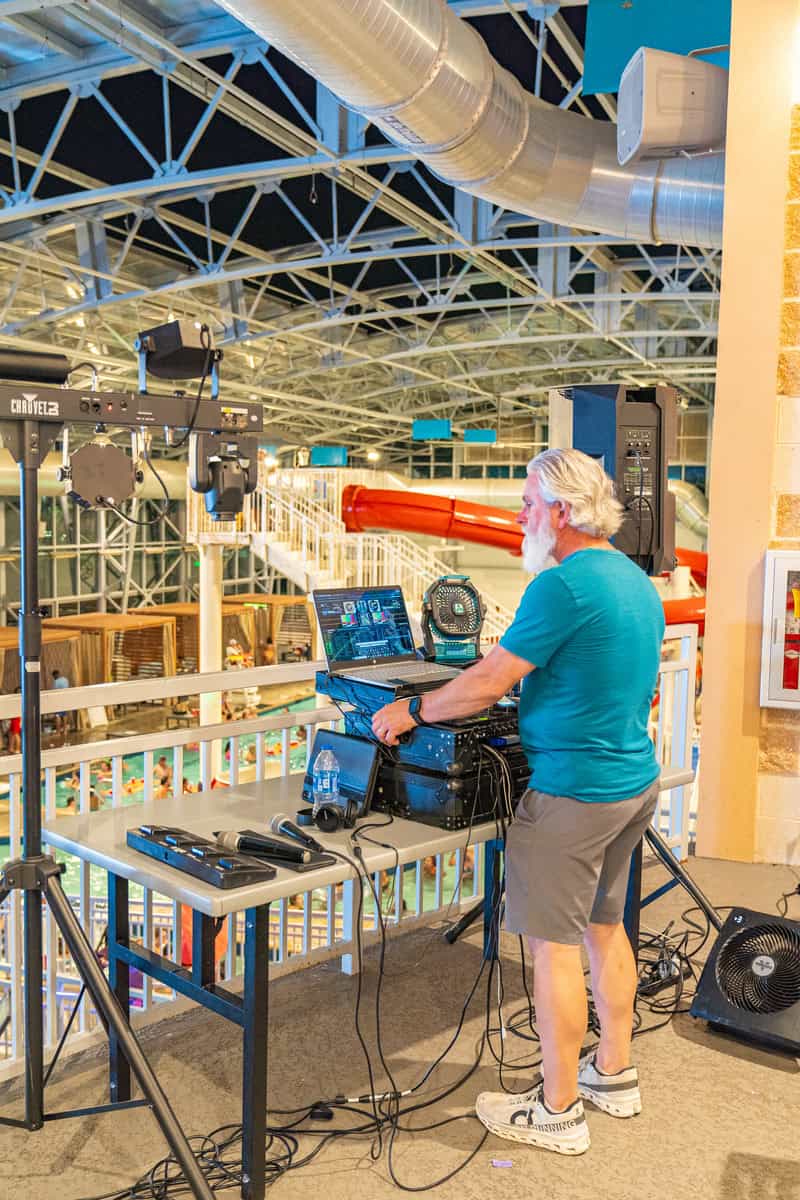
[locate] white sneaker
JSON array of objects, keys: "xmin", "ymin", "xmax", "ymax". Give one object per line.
[
  {"xmin": 475, "ymin": 1085, "xmax": 590, "ymax": 1155},
  {"xmin": 577, "ymin": 1053, "xmax": 641, "ymax": 1118}
]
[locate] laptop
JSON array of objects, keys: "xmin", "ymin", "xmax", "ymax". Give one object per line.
[
  {"xmin": 301, "ymin": 728, "xmax": 381, "ymax": 817},
  {"xmin": 312, "ymin": 585, "xmax": 460, "ymax": 691}
]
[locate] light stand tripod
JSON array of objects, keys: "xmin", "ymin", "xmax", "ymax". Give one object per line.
[
  {"xmin": 0, "ymin": 353, "xmax": 261, "ymax": 1198},
  {"xmin": 0, "ymin": 418, "xmax": 215, "ymax": 1199}
]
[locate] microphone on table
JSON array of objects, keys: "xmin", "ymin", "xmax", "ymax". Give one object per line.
[
  {"xmin": 270, "ymin": 811, "xmax": 324, "ymax": 853},
  {"xmin": 214, "ymin": 829, "xmax": 311, "ymax": 864}
]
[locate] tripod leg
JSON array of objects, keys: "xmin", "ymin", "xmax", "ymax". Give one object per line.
[
  {"xmin": 443, "ymin": 899, "xmax": 483, "ymax": 945},
  {"xmin": 242, "ymin": 905, "xmax": 268, "ymax": 1200},
  {"xmin": 644, "ymin": 827, "xmax": 723, "ymax": 932},
  {"xmin": 24, "ymin": 886, "xmax": 44, "ymax": 1130},
  {"xmin": 43, "ymin": 873, "xmax": 214, "ymax": 1200},
  {"xmin": 444, "ymin": 839, "xmax": 504, "ymax": 950},
  {"xmin": 623, "ymin": 842, "xmax": 643, "ymax": 957}
]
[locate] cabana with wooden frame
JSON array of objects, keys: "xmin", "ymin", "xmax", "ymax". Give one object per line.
[
  {"xmin": 0, "ymin": 626, "xmax": 82, "ymax": 696},
  {"xmin": 43, "ymin": 612, "xmax": 177, "ymax": 686},
  {"xmin": 136, "ymin": 602, "xmax": 258, "ymax": 674},
  {"xmin": 223, "ymin": 594, "xmax": 317, "ymax": 662}
]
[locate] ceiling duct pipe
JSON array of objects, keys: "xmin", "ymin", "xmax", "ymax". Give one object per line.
[{"xmin": 218, "ymin": 0, "xmax": 724, "ymax": 247}]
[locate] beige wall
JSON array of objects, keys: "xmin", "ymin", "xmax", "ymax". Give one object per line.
[
  {"xmin": 754, "ymin": 108, "xmax": 800, "ymax": 867},
  {"xmin": 697, "ymin": 0, "xmax": 799, "ymax": 863}
]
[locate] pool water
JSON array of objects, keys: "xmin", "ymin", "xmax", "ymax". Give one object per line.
[
  {"xmin": 47, "ymin": 696, "xmax": 319, "ymax": 899},
  {"xmin": 52, "ymin": 696, "xmax": 317, "ymax": 811}
]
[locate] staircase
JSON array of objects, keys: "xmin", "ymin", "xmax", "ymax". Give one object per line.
[{"xmin": 188, "ymin": 467, "xmax": 514, "ymax": 643}]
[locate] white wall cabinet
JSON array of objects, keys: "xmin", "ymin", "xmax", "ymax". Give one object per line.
[{"xmin": 761, "ymin": 550, "xmax": 800, "ymax": 708}]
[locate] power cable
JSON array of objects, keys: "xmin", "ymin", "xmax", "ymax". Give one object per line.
[{"xmin": 169, "ymin": 325, "xmax": 213, "ymax": 451}]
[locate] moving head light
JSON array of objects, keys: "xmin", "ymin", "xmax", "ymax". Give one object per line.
[{"xmin": 189, "ymin": 431, "xmax": 258, "ymax": 521}]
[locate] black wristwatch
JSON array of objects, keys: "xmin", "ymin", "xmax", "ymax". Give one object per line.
[{"xmin": 408, "ymin": 695, "xmax": 427, "ymax": 726}]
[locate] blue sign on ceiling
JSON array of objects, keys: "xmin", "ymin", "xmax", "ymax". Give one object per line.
[
  {"xmin": 412, "ymin": 419, "xmax": 452, "ymax": 440},
  {"xmin": 584, "ymin": 0, "xmax": 730, "ymax": 96},
  {"xmin": 463, "ymin": 428, "xmax": 497, "ymax": 444},
  {"xmin": 310, "ymin": 445, "xmax": 348, "ymax": 467}
]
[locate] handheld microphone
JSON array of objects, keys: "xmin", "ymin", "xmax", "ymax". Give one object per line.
[
  {"xmin": 270, "ymin": 812, "xmax": 323, "ymax": 852},
  {"xmin": 214, "ymin": 829, "xmax": 311, "ymax": 864}
]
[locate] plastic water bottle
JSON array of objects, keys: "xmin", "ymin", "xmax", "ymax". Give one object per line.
[{"xmin": 312, "ymin": 747, "xmax": 340, "ymax": 817}]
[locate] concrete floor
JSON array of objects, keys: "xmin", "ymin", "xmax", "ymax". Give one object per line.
[{"xmin": 0, "ymin": 855, "xmax": 798, "ymax": 1200}]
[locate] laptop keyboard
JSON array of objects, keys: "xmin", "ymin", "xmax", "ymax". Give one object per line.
[{"xmin": 344, "ymin": 663, "xmax": 457, "ymax": 683}]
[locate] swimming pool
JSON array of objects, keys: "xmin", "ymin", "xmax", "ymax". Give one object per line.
[{"xmin": 44, "ymin": 695, "xmax": 318, "ymax": 898}]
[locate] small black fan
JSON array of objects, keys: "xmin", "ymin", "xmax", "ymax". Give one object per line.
[
  {"xmin": 691, "ymin": 908, "xmax": 800, "ymax": 1054},
  {"xmin": 716, "ymin": 922, "xmax": 800, "ymax": 1014}
]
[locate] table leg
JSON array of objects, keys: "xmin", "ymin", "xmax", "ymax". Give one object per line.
[
  {"xmin": 241, "ymin": 904, "xmax": 268, "ymax": 1200},
  {"xmin": 483, "ymin": 838, "xmax": 502, "ymax": 960},
  {"xmin": 108, "ymin": 873, "xmax": 132, "ymax": 1103},
  {"xmin": 192, "ymin": 911, "xmax": 216, "ymax": 987}
]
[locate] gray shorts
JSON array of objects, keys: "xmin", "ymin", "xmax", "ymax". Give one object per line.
[{"xmin": 504, "ymin": 780, "xmax": 660, "ymax": 945}]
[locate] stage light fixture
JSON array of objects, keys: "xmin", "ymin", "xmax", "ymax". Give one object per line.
[
  {"xmin": 59, "ymin": 440, "xmax": 138, "ymax": 510},
  {"xmin": 0, "ymin": 348, "xmax": 70, "ymax": 385},
  {"xmin": 135, "ymin": 319, "xmax": 222, "ymax": 386},
  {"xmin": 189, "ymin": 432, "xmax": 259, "ymax": 521}
]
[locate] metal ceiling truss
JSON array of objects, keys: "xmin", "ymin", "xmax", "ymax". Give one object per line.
[
  {"xmin": 0, "ymin": 493, "xmax": 259, "ymax": 617},
  {"xmin": 0, "ymin": 0, "xmax": 717, "ymax": 465}
]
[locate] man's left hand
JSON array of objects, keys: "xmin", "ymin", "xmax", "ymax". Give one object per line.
[{"xmin": 372, "ymin": 699, "xmax": 416, "ymax": 746}]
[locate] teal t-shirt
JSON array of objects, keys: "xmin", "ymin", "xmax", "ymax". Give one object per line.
[{"xmin": 500, "ymin": 549, "xmax": 664, "ymax": 802}]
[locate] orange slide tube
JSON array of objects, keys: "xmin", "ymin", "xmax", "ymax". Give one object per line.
[
  {"xmin": 342, "ymin": 484, "xmax": 524, "ymax": 554},
  {"xmin": 674, "ymin": 547, "xmax": 708, "ymax": 588},
  {"xmin": 341, "ymin": 484, "xmax": 706, "ymax": 631}
]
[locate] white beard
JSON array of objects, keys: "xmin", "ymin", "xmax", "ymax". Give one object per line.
[{"xmin": 522, "ymin": 526, "xmax": 557, "ymax": 575}]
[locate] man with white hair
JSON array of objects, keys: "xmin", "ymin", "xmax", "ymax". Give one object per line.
[{"xmin": 372, "ymin": 448, "xmax": 664, "ymax": 1157}]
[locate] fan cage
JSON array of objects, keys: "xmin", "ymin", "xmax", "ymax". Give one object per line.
[{"xmin": 715, "ymin": 922, "xmax": 800, "ymax": 1015}]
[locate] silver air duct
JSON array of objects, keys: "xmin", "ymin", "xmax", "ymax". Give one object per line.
[
  {"xmin": 668, "ymin": 478, "xmax": 709, "ymax": 539},
  {"xmin": 218, "ymin": 0, "xmax": 724, "ymax": 247}
]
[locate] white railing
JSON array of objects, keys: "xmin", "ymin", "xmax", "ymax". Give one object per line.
[
  {"xmin": 249, "ymin": 468, "xmax": 515, "ymax": 636},
  {"xmin": 0, "ymin": 662, "xmax": 484, "ymax": 1077},
  {"xmin": 185, "ymin": 463, "xmax": 515, "ymax": 636},
  {"xmin": 650, "ymin": 624, "xmax": 698, "ymax": 861},
  {"xmin": 0, "ymin": 625, "xmax": 696, "ymax": 1079},
  {"xmin": 251, "ymin": 476, "xmax": 351, "ymax": 588},
  {"xmin": 270, "ymin": 467, "xmax": 407, "ymax": 521}
]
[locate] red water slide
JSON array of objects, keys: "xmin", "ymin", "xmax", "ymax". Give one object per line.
[{"xmin": 341, "ymin": 484, "xmax": 706, "ymax": 632}]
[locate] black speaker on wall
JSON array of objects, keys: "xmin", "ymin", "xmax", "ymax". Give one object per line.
[{"xmin": 690, "ymin": 908, "xmax": 800, "ymax": 1054}]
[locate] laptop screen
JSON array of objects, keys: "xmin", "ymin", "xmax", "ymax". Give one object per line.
[{"xmin": 313, "ymin": 585, "xmax": 416, "ymax": 669}]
